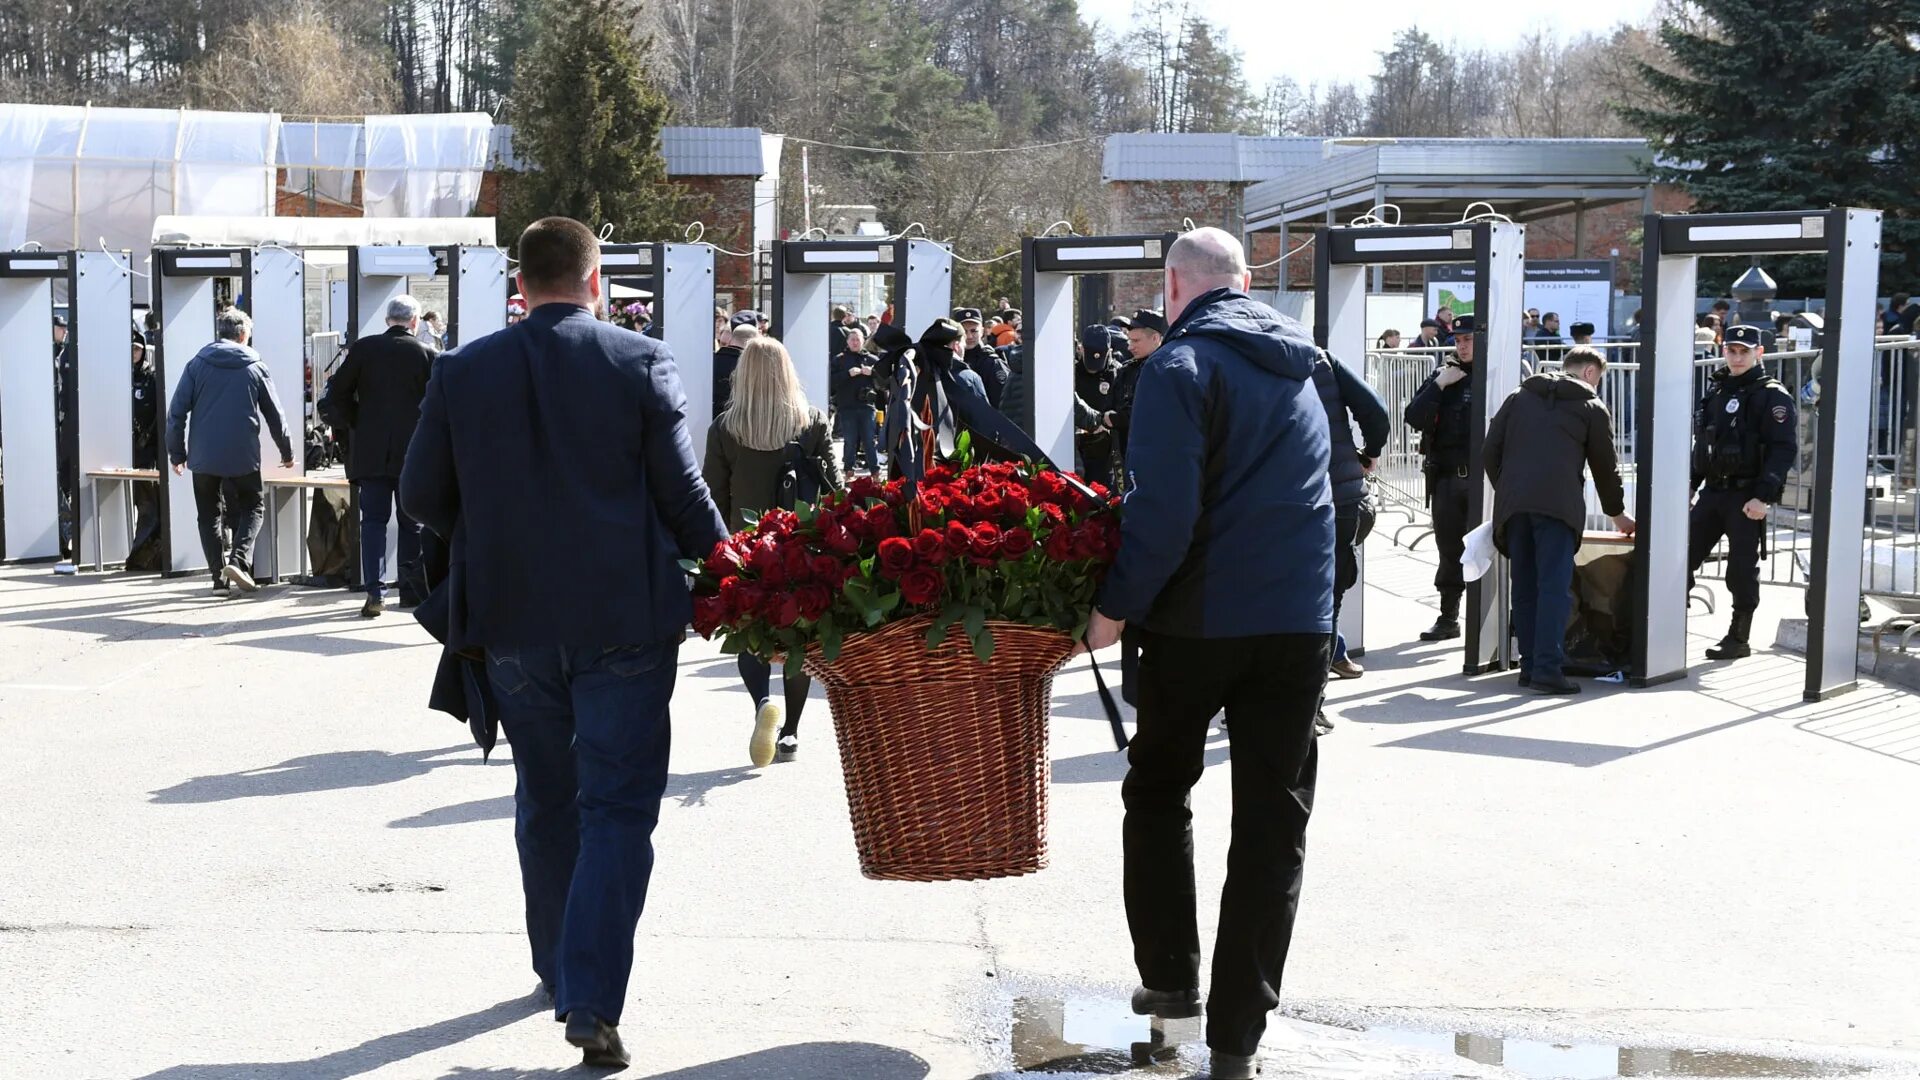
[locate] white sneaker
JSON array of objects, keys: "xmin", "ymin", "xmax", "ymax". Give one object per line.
[
  {"xmin": 223, "ymin": 564, "xmax": 260, "ymax": 593},
  {"xmin": 775, "ymin": 734, "xmax": 799, "ymax": 762},
  {"xmin": 749, "ymin": 700, "xmax": 782, "ymax": 767}
]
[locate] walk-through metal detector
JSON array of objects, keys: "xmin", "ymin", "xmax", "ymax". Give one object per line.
[
  {"xmin": 345, "ymin": 245, "xmax": 508, "ymax": 349},
  {"xmin": 1637, "ymin": 208, "xmax": 1880, "ymax": 700},
  {"xmin": 1020, "ymin": 233, "xmax": 1175, "ymax": 469},
  {"xmin": 599, "ymin": 243, "xmax": 718, "ymax": 455},
  {"xmin": 152, "ymin": 246, "xmax": 308, "ymax": 578},
  {"xmin": 1314, "ymin": 222, "xmax": 1527, "ymax": 674},
  {"xmin": 771, "ymin": 239, "xmax": 953, "ymax": 411},
  {"xmin": 0, "ymin": 250, "xmax": 130, "ymax": 561}
]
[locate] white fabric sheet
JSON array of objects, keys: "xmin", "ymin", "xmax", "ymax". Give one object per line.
[{"xmin": 362, "ymin": 113, "xmax": 491, "ymax": 218}]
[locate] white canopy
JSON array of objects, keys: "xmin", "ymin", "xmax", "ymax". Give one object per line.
[{"xmin": 151, "ymin": 215, "xmax": 497, "ymax": 249}]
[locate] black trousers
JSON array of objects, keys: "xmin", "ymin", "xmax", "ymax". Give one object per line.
[
  {"xmin": 1428, "ymin": 469, "xmax": 1473, "ymax": 604},
  {"xmin": 1077, "ymin": 434, "xmax": 1114, "ymax": 490},
  {"xmin": 1123, "ymin": 628, "xmax": 1328, "ymax": 1057},
  {"xmin": 192, "ymin": 471, "xmax": 263, "ymax": 584},
  {"xmin": 1688, "ymin": 487, "xmax": 1763, "ymax": 613}
]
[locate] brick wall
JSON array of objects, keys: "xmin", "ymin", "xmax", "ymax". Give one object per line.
[{"xmin": 1106, "ymin": 179, "xmax": 1245, "ymax": 316}]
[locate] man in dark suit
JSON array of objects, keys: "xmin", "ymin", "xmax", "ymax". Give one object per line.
[
  {"xmin": 400, "ymin": 217, "xmax": 728, "ymax": 1070},
  {"xmin": 321, "ymin": 294, "xmax": 437, "ymax": 617}
]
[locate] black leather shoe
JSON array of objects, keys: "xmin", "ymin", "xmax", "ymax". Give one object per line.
[
  {"xmin": 1418, "ymin": 617, "xmax": 1461, "ymax": 641},
  {"xmin": 360, "ymin": 597, "xmax": 384, "ymax": 619},
  {"xmin": 1705, "ymin": 637, "xmax": 1751, "ymax": 661},
  {"xmin": 1517, "ymin": 671, "xmax": 1533, "ymax": 689},
  {"xmin": 1209, "ymin": 1049, "xmax": 1262, "ymax": 1079},
  {"xmin": 1531, "ymin": 673, "xmax": 1581, "ymax": 695},
  {"xmin": 565, "ymin": 1011, "xmax": 629, "ymax": 1068},
  {"xmin": 1130, "ymin": 985, "xmax": 1201, "ymax": 1019}
]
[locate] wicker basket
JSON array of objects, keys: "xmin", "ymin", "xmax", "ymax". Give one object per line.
[{"xmin": 804, "ymin": 615, "xmax": 1076, "ymax": 881}]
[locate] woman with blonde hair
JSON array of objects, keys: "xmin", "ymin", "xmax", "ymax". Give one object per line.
[{"xmin": 704, "ymin": 336, "xmax": 843, "ymax": 766}]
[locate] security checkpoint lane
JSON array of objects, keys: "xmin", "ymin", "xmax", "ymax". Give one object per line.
[{"xmin": 0, "ymin": 537, "xmax": 1916, "ymax": 1079}]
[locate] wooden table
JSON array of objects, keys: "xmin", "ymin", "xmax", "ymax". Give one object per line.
[
  {"xmin": 85, "ymin": 468, "xmax": 160, "ymax": 572},
  {"xmin": 260, "ymin": 473, "xmax": 352, "ymax": 583}
]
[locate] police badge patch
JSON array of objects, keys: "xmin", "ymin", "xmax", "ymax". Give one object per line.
[
  {"xmin": 1098, "ymin": 381, "xmax": 1110, "ymax": 394},
  {"xmin": 1772, "ymin": 404, "xmax": 1788, "ymax": 423},
  {"xmin": 1726, "ymin": 398, "xmax": 1740, "ymax": 414}
]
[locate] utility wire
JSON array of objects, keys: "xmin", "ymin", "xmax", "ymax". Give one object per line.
[{"xmin": 784, "ymin": 133, "xmax": 1103, "ymax": 156}]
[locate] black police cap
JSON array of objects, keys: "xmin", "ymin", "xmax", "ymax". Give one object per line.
[
  {"xmin": 1570, "ymin": 321, "xmax": 1595, "ymax": 337},
  {"xmin": 920, "ymin": 318, "xmax": 963, "ymax": 349},
  {"xmin": 1420, "ymin": 318, "xmax": 1440, "ymax": 329},
  {"xmin": 1131, "ymin": 309, "xmax": 1168, "ymax": 335},
  {"xmin": 1108, "ymin": 315, "xmax": 1134, "ymax": 330},
  {"xmin": 131, "ymin": 329, "xmax": 147, "ymax": 348},
  {"xmin": 951, "ymin": 307, "xmax": 982, "ymax": 324},
  {"xmin": 1723, "ymin": 324, "xmax": 1769, "ymax": 349},
  {"xmin": 1452, "ymin": 315, "xmax": 1476, "ymax": 334},
  {"xmin": 1080, "ymin": 324, "xmax": 1115, "ymax": 354}
]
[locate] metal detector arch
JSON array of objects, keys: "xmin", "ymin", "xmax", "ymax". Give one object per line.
[
  {"xmin": 599, "ymin": 243, "xmax": 718, "ymax": 455},
  {"xmin": 770, "ymin": 238, "xmax": 952, "ymax": 411},
  {"xmin": 1637, "ymin": 208, "xmax": 1881, "ymax": 701},
  {"xmin": 1314, "ymin": 221, "xmax": 1527, "ymax": 674},
  {"xmin": 1020, "ymin": 233, "xmax": 1175, "ymax": 470}
]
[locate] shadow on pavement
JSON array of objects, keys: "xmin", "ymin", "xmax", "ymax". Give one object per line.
[
  {"xmin": 130, "ymin": 992, "xmax": 546, "ymax": 1080},
  {"xmin": 151, "ymin": 745, "xmax": 476, "ymax": 803},
  {"xmin": 387, "ymin": 766, "xmax": 762, "ymax": 828},
  {"xmin": 431, "ymin": 1041, "xmax": 933, "ymax": 1079}
]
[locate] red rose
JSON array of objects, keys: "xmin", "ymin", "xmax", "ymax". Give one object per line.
[
  {"xmin": 795, "ymin": 584, "xmax": 833, "ymax": 622},
  {"xmin": 703, "ymin": 540, "xmax": 743, "ymax": 580},
  {"xmin": 947, "ymin": 492, "xmax": 978, "ymax": 521},
  {"xmin": 692, "ymin": 594, "xmax": 726, "ymax": 637},
  {"xmin": 973, "ymin": 488, "xmax": 1004, "ymax": 520},
  {"xmin": 746, "ymin": 538, "xmax": 780, "ymax": 575},
  {"xmin": 1044, "ymin": 527, "xmax": 1078, "ymax": 562},
  {"xmin": 766, "ymin": 592, "xmax": 802, "ymax": 629},
  {"xmin": 913, "ymin": 528, "xmax": 952, "ymax": 565},
  {"xmin": 925, "ymin": 465, "xmax": 957, "ymax": 485},
  {"xmin": 1038, "ymin": 502, "xmax": 1068, "ymax": 527},
  {"xmin": 945, "ymin": 519, "xmax": 973, "ymax": 552},
  {"xmin": 967, "ymin": 522, "xmax": 1002, "ymax": 560},
  {"xmin": 822, "ymin": 521, "xmax": 861, "ymax": 554},
  {"xmin": 848, "ymin": 475, "xmax": 884, "ymax": 503},
  {"xmin": 809, "ymin": 554, "xmax": 842, "ymax": 581},
  {"xmin": 999, "ymin": 526, "xmax": 1035, "ymax": 559},
  {"xmin": 781, "ymin": 544, "xmax": 812, "ymax": 581},
  {"xmin": 883, "ymin": 478, "xmax": 910, "ymax": 506},
  {"xmin": 898, "ymin": 566, "xmax": 946, "ymax": 606},
  {"xmin": 757, "ymin": 508, "xmax": 798, "ymax": 536},
  {"xmin": 732, "ymin": 581, "xmax": 767, "ymax": 620},
  {"xmin": 865, "ymin": 504, "xmax": 901, "ymax": 540},
  {"xmin": 877, "ymin": 536, "xmax": 916, "ymax": 578},
  {"xmin": 915, "ymin": 488, "xmax": 948, "ymax": 517},
  {"xmin": 1032, "ymin": 470, "xmax": 1069, "ymax": 503}
]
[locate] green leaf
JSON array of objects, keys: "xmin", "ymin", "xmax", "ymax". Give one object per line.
[
  {"xmin": 677, "ymin": 558, "xmax": 701, "ymax": 575},
  {"xmin": 796, "ymin": 501, "xmax": 818, "ymax": 528},
  {"xmin": 926, "ymin": 601, "xmax": 965, "ymax": 647},
  {"xmin": 962, "ymin": 605, "xmax": 986, "ymax": 641},
  {"xmin": 878, "ymin": 590, "xmax": 903, "ymax": 614},
  {"xmin": 954, "ymin": 429, "xmax": 973, "ymax": 466},
  {"xmin": 820, "ymin": 617, "xmax": 845, "ymax": 662},
  {"xmin": 972, "ymin": 624, "xmax": 996, "ymax": 663},
  {"xmin": 783, "ymin": 649, "xmax": 806, "ymax": 678},
  {"xmin": 1004, "ymin": 582, "xmax": 1024, "ymax": 614},
  {"xmin": 718, "ymin": 636, "xmax": 744, "ymax": 655}
]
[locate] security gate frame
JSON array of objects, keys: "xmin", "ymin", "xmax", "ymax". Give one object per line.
[
  {"xmin": 1637, "ymin": 208, "xmax": 1881, "ymax": 701},
  {"xmin": 1314, "ymin": 221, "xmax": 1528, "ymax": 674},
  {"xmin": 599, "ymin": 243, "xmax": 718, "ymax": 458},
  {"xmin": 770, "ymin": 238, "xmax": 953, "ymax": 412},
  {"xmin": 1019, "ymin": 233, "xmax": 1176, "ymax": 471}
]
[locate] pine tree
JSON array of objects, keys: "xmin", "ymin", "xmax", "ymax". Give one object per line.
[
  {"xmin": 501, "ymin": 0, "xmax": 690, "ymax": 249},
  {"xmin": 1620, "ymin": 0, "xmax": 1920, "ymax": 292}
]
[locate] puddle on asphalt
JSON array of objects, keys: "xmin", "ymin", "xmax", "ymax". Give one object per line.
[
  {"xmin": 1010, "ymin": 997, "xmax": 1868, "ymax": 1078},
  {"xmin": 1367, "ymin": 1027, "xmax": 1866, "ymax": 1077}
]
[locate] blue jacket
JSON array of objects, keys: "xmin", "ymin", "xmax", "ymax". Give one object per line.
[
  {"xmin": 1096, "ymin": 289, "xmax": 1334, "ymax": 638},
  {"xmin": 400, "ymin": 303, "xmax": 728, "ymax": 652},
  {"xmin": 165, "ymin": 340, "xmax": 294, "ymax": 476}
]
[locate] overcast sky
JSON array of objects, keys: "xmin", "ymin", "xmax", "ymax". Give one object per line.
[{"xmin": 1078, "ymin": 0, "xmax": 1662, "ymax": 91}]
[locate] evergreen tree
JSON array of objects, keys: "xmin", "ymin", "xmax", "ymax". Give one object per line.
[
  {"xmin": 501, "ymin": 0, "xmax": 690, "ymax": 249},
  {"xmin": 1620, "ymin": 0, "xmax": 1920, "ymax": 292}
]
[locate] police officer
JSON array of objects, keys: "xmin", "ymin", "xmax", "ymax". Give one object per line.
[
  {"xmin": 1073, "ymin": 324, "xmax": 1125, "ymax": 489},
  {"xmin": 1403, "ymin": 313, "xmax": 1478, "ymax": 641},
  {"xmin": 1688, "ymin": 323, "xmax": 1797, "ymax": 660},
  {"xmin": 954, "ymin": 308, "xmax": 1010, "ymax": 408},
  {"xmin": 129, "ymin": 330, "xmax": 163, "ymax": 568}
]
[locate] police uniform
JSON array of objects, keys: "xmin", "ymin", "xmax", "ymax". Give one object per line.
[
  {"xmin": 1688, "ymin": 324, "xmax": 1797, "ymax": 659},
  {"xmin": 129, "ymin": 331, "xmax": 164, "ymax": 567},
  {"xmin": 1403, "ymin": 314, "xmax": 1478, "ymax": 639},
  {"xmin": 1073, "ymin": 325, "xmax": 1124, "ymax": 489}
]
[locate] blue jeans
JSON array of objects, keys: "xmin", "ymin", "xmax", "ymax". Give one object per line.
[
  {"xmin": 486, "ymin": 641, "xmax": 679, "ymax": 1025},
  {"xmin": 839, "ymin": 405, "xmax": 879, "ymax": 472},
  {"xmin": 357, "ymin": 476, "xmax": 422, "ymax": 601},
  {"xmin": 1506, "ymin": 513, "xmax": 1577, "ymax": 679}
]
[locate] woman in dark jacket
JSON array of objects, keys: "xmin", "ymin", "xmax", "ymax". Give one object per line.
[{"xmin": 703, "ymin": 337, "xmax": 843, "ymax": 766}]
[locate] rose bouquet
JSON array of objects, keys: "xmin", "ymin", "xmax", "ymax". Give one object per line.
[{"xmin": 688, "ymin": 455, "xmax": 1119, "ymax": 671}]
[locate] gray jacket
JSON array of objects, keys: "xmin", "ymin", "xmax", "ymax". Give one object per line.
[{"xmin": 166, "ymin": 340, "xmax": 294, "ymax": 476}]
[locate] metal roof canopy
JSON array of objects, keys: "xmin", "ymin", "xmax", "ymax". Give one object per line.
[
  {"xmin": 1636, "ymin": 208, "xmax": 1882, "ymax": 702},
  {"xmin": 1244, "ymin": 140, "xmax": 1653, "ymax": 230}
]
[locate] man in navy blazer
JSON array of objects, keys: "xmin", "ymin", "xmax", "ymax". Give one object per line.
[{"xmin": 401, "ymin": 217, "xmax": 727, "ymax": 1069}]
